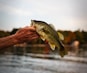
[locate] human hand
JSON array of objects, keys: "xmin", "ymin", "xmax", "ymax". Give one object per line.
[{"xmin": 14, "ymin": 26, "xmax": 39, "ymax": 43}]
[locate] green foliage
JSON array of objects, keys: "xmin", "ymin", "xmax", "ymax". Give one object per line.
[
  {"xmin": 0, "ymin": 28, "xmax": 87, "ymax": 44},
  {"xmin": 0, "ymin": 30, "xmax": 10, "ymax": 38},
  {"xmin": 57, "ymin": 30, "xmax": 87, "ymax": 44},
  {"xmin": 82, "ymin": 31, "xmax": 87, "ymax": 44},
  {"xmin": 74, "ymin": 30, "xmax": 84, "ymax": 44},
  {"xmin": 10, "ymin": 28, "xmax": 19, "ymax": 35}
]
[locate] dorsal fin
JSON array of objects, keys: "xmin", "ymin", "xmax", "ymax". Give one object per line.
[{"xmin": 49, "ymin": 24, "xmax": 55, "ymax": 30}]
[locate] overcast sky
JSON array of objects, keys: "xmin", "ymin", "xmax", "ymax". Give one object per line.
[{"xmin": 0, "ymin": 0, "xmax": 87, "ymax": 31}]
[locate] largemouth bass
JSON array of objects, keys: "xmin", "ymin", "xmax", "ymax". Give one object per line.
[{"xmin": 31, "ymin": 20, "xmax": 67, "ymax": 57}]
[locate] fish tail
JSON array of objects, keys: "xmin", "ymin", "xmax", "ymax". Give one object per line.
[{"xmin": 58, "ymin": 44, "xmax": 67, "ymax": 57}]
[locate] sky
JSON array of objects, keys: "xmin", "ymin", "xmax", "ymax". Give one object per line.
[{"xmin": 0, "ymin": 0, "xmax": 87, "ymax": 31}]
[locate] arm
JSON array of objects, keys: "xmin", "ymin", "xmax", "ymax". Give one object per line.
[
  {"xmin": 0, "ymin": 35, "xmax": 18, "ymax": 49},
  {"xmin": 0, "ymin": 26, "xmax": 39, "ymax": 49}
]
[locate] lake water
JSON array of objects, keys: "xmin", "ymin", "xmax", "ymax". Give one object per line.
[{"xmin": 0, "ymin": 54, "xmax": 87, "ymax": 73}]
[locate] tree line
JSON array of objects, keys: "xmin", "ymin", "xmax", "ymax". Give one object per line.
[{"xmin": 0, "ymin": 28, "xmax": 87, "ymax": 44}]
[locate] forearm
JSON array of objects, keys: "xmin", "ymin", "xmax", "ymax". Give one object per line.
[
  {"xmin": 0, "ymin": 26, "xmax": 39, "ymax": 49},
  {"xmin": 0, "ymin": 34, "xmax": 19, "ymax": 49}
]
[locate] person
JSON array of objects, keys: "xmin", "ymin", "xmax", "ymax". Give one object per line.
[{"xmin": 0, "ymin": 26, "xmax": 39, "ymax": 49}]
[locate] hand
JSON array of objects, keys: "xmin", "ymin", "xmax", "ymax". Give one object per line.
[{"xmin": 14, "ymin": 26, "xmax": 39, "ymax": 43}]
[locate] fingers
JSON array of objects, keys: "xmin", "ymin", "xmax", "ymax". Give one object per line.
[
  {"xmin": 15, "ymin": 26, "xmax": 39, "ymax": 43},
  {"xmin": 24, "ymin": 26, "xmax": 36, "ymax": 31},
  {"xmin": 16, "ymin": 26, "xmax": 36, "ymax": 34},
  {"xmin": 29, "ymin": 36, "xmax": 39, "ymax": 41}
]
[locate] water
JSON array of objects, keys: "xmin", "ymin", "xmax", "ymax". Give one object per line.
[{"xmin": 0, "ymin": 55, "xmax": 87, "ymax": 73}]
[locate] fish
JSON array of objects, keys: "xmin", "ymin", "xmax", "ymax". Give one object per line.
[{"xmin": 31, "ymin": 20, "xmax": 67, "ymax": 57}]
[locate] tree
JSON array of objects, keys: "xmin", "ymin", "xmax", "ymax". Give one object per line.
[
  {"xmin": 74, "ymin": 30, "xmax": 84, "ymax": 44},
  {"xmin": 10, "ymin": 28, "xmax": 19, "ymax": 35},
  {"xmin": 0, "ymin": 30, "xmax": 10, "ymax": 38}
]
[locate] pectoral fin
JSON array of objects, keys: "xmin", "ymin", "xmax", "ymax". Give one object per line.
[
  {"xmin": 40, "ymin": 36, "xmax": 45, "ymax": 41},
  {"xmin": 49, "ymin": 24, "xmax": 55, "ymax": 30},
  {"xmin": 48, "ymin": 42, "xmax": 56, "ymax": 50},
  {"xmin": 57, "ymin": 32, "xmax": 64, "ymax": 40}
]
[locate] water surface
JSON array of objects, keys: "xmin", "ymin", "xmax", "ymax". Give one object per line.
[{"xmin": 0, "ymin": 55, "xmax": 87, "ymax": 73}]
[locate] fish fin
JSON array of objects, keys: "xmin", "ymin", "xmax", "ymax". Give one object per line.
[
  {"xmin": 49, "ymin": 24, "xmax": 55, "ymax": 30},
  {"xmin": 59, "ymin": 48, "xmax": 68, "ymax": 57},
  {"xmin": 48, "ymin": 42, "xmax": 56, "ymax": 50},
  {"xmin": 57, "ymin": 32, "xmax": 64, "ymax": 40},
  {"xmin": 40, "ymin": 36, "xmax": 45, "ymax": 41}
]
